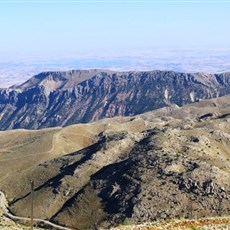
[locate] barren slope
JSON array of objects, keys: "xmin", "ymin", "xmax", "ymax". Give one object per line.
[{"xmin": 0, "ymin": 96, "xmax": 230, "ymax": 229}]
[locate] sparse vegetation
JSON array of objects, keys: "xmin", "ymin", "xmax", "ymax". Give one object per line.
[
  {"xmin": 1, "ymin": 95, "xmax": 230, "ymax": 229},
  {"xmin": 123, "ymin": 217, "xmax": 132, "ymax": 226}
]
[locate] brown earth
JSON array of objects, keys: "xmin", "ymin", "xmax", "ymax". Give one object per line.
[
  {"xmin": 112, "ymin": 217, "xmax": 230, "ymax": 229},
  {"xmin": 0, "ymin": 95, "xmax": 230, "ymax": 229}
]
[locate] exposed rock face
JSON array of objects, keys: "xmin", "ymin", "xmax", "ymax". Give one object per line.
[
  {"xmin": 1, "ymin": 70, "xmax": 230, "ymax": 130},
  {"xmin": 1, "ymin": 95, "xmax": 230, "ymax": 229}
]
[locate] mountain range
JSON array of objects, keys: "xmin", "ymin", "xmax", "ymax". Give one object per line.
[
  {"xmin": 1, "ymin": 69, "xmax": 230, "ymax": 130},
  {"xmin": 1, "ymin": 69, "xmax": 230, "ymax": 229}
]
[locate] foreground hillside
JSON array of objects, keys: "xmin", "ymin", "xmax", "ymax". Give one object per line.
[
  {"xmin": 1, "ymin": 95, "xmax": 230, "ymax": 229},
  {"xmin": 0, "ymin": 205, "xmax": 42, "ymax": 230},
  {"xmin": 112, "ymin": 217, "xmax": 230, "ymax": 229},
  {"xmin": 1, "ymin": 69, "xmax": 230, "ymax": 130}
]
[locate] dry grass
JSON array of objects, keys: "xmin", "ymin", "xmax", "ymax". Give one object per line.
[
  {"xmin": 1, "ymin": 95, "xmax": 230, "ymax": 229},
  {"xmin": 112, "ymin": 216, "xmax": 230, "ymax": 230},
  {"xmin": 0, "ymin": 213, "xmax": 42, "ymax": 230}
]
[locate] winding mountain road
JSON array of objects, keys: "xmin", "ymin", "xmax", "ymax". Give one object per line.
[{"xmin": 0, "ymin": 191, "xmax": 72, "ymax": 230}]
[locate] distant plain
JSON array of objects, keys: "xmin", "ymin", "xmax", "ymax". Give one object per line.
[{"xmin": 1, "ymin": 49, "xmax": 230, "ymax": 88}]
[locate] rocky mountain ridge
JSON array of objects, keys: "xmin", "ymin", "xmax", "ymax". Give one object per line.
[{"xmin": 1, "ymin": 69, "xmax": 230, "ymax": 130}]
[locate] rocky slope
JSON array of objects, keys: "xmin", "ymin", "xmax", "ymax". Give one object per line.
[
  {"xmin": 1, "ymin": 95, "xmax": 230, "ymax": 229},
  {"xmin": 1, "ymin": 69, "xmax": 230, "ymax": 130}
]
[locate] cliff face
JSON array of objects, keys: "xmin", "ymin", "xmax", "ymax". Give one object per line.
[{"xmin": 1, "ymin": 69, "xmax": 230, "ymax": 130}]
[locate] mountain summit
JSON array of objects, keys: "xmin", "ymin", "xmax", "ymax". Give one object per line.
[{"xmin": 1, "ymin": 69, "xmax": 230, "ymax": 130}]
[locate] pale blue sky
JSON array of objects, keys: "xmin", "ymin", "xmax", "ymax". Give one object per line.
[{"xmin": 0, "ymin": 1, "xmax": 230, "ymax": 59}]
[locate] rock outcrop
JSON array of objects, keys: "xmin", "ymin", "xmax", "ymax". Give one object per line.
[
  {"xmin": 1, "ymin": 70, "xmax": 230, "ymax": 130},
  {"xmin": 1, "ymin": 95, "xmax": 230, "ymax": 229}
]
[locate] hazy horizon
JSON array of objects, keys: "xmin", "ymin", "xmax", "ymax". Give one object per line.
[
  {"xmin": 1, "ymin": 48, "xmax": 230, "ymax": 88},
  {"xmin": 0, "ymin": 0, "xmax": 230, "ymax": 87}
]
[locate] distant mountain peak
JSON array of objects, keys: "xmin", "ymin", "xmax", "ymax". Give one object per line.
[{"xmin": 1, "ymin": 69, "xmax": 230, "ymax": 130}]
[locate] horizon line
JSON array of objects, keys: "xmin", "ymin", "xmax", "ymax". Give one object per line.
[{"xmin": 1, "ymin": 0, "xmax": 230, "ymax": 3}]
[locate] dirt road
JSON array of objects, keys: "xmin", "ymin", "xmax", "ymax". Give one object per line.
[{"xmin": 0, "ymin": 191, "xmax": 72, "ymax": 230}]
